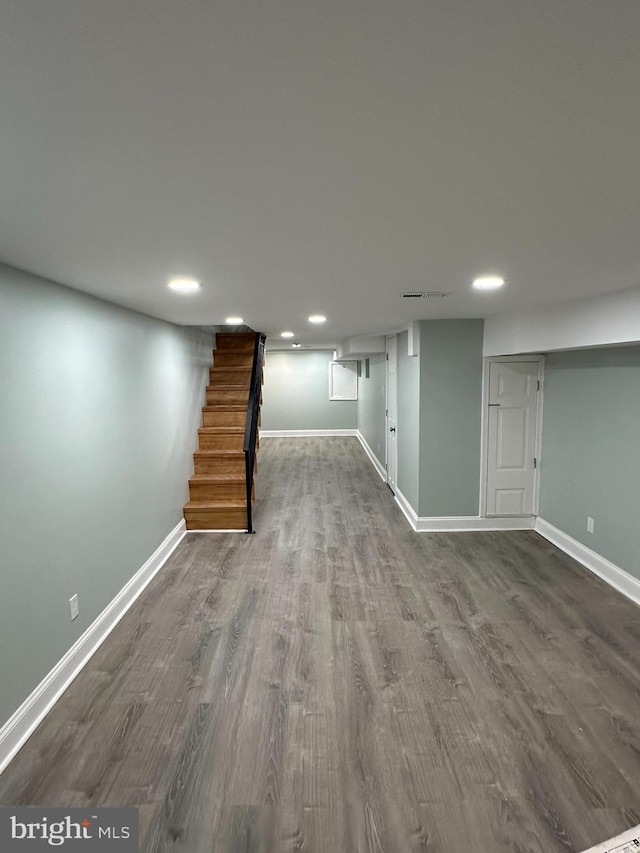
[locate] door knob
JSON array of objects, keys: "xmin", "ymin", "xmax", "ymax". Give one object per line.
[{"xmin": 390, "ymin": 426, "xmax": 396, "ymax": 433}]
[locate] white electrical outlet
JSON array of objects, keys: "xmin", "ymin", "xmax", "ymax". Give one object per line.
[
  {"xmin": 69, "ymin": 594, "xmax": 79, "ymax": 621},
  {"xmin": 587, "ymin": 517, "xmax": 594, "ymax": 534}
]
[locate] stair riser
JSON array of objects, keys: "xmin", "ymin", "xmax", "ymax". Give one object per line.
[
  {"xmin": 198, "ymin": 434, "xmax": 246, "ymax": 451},
  {"xmin": 189, "ymin": 481, "xmax": 254, "ymax": 501},
  {"xmin": 202, "ymin": 411, "xmax": 246, "ymax": 427},
  {"xmin": 184, "ymin": 507, "xmax": 248, "ymax": 530},
  {"xmin": 216, "ymin": 332, "xmax": 256, "ymax": 341},
  {"xmin": 194, "ymin": 458, "xmax": 244, "ymax": 475},
  {"xmin": 193, "ymin": 457, "xmax": 257, "ymax": 475},
  {"xmin": 212, "ymin": 353, "xmax": 254, "ymax": 368},
  {"xmin": 216, "ymin": 339, "xmax": 256, "ymax": 352},
  {"xmin": 209, "ymin": 369, "xmax": 252, "ymax": 385},
  {"xmin": 206, "ymin": 390, "xmax": 248, "ymax": 406}
]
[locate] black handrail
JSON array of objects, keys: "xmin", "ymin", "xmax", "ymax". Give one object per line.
[{"xmin": 243, "ymin": 332, "xmax": 266, "ymax": 533}]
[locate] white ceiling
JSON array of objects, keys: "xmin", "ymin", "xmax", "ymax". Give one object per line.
[{"xmin": 1, "ymin": 0, "xmax": 639, "ymax": 348}]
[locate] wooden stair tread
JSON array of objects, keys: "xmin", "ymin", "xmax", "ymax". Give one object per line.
[
  {"xmin": 189, "ymin": 473, "xmax": 246, "ymax": 482},
  {"xmin": 202, "ymin": 405, "xmax": 247, "ymax": 412},
  {"xmin": 215, "ymin": 332, "xmax": 255, "ymax": 339},
  {"xmin": 210, "ymin": 367, "xmax": 251, "ymax": 372},
  {"xmin": 184, "ymin": 500, "xmax": 247, "ymax": 509},
  {"xmin": 198, "ymin": 426, "xmax": 245, "ymax": 434},
  {"xmin": 194, "ymin": 449, "xmax": 245, "ymax": 456},
  {"xmin": 214, "ymin": 344, "xmax": 255, "ymax": 352},
  {"xmin": 206, "ymin": 384, "xmax": 249, "ymax": 391}
]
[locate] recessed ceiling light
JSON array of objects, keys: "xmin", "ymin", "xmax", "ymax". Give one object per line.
[
  {"xmin": 292, "ymin": 342, "xmax": 302, "ymax": 348},
  {"xmin": 308, "ymin": 314, "xmax": 327, "ymax": 324},
  {"xmin": 168, "ymin": 277, "xmax": 201, "ymax": 294},
  {"xmin": 472, "ymin": 276, "xmax": 505, "ymax": 291},
  {"xmin": 280, "ymin": 331, "xmax": 294, "ymax": 338},
  {"xmin": 225, "ymin": 316, "xmax": 244, "ymax": 324}
]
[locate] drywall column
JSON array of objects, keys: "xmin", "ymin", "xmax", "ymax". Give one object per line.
[
  {"xmin": 396, "ymin": 330, "xmax": 420, "ymax": 509},
  {"xmin": 418, "ymin": 320, "xmax": 484, "ymax": 517}
]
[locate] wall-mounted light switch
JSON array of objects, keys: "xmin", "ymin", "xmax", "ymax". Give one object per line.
[{"xmin": 587, "ymin": 517, "xmax": 594, "ymax": 534}]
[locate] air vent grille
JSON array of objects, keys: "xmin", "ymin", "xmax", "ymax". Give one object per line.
[{"xmin": 401, "ymin": 291, "xmax": 451, "ymax": 299}]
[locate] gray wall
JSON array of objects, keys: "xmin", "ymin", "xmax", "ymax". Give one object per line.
[
  {"xmin": 540, "ymin": 346, "xmax": 640, "ymax": 580},
  {"xmin": 261, "ymin": 351, "xmax": 357, "ymax": 430},
  {"xmin": 0, "ymin": 264, "xmax": 212, "ymax": 727},
  {"xmin": 396, "ymin": 331, "xmax": 420, "ymax": 510},
  {"xmin": 418, "ymin": 320, "xmax": 484, "ymax": 517},
  {"xmin": 357, "ymin": 353, "xmax": 386, "ymax": 465}
]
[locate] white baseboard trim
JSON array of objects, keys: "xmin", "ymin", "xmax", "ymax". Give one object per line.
[
  {"xmin": 0, "ymin": 519, "xmax": 187, "ymax": 777},
  {"xmin": 394, "ymin": 487, "xmax": 420, "ymax": 529},
  {"xmin": 356, "ymin": 431, "xmax": 386, "ymax": 481},
  {"xmin": 260, "ymin": 429, "xmax": 358, "ymax": 437},
  {"xmin": 535, "ymin": 517, "xmax": 640, "ymax": 608},
  {"xmin": 414, "ymin": 515, "xmax": 535, "ymax": 533},
  {"xmin": 393, "ymin": 487, "xmax": 535, "ymax": 532}
]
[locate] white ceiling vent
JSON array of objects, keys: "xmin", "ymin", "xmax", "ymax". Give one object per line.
[{"xmin": 402, "ymin": 291, "xmax": 451, "ymax": 298}]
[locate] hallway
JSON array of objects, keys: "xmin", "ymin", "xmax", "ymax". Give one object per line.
[{"xmin": 1, "ymin": 437, "xmax": 639, "ymax": 852}]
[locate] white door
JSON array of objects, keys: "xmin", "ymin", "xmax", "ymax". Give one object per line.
[
  {"xmin": 486, "ymin": 361, "xmax": 539, "ymax": 516},
  {"xmin": 386, "ymin": 335, "xmax": 398, "ymax": 493}
]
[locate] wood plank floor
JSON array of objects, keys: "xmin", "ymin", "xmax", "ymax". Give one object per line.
[{"xmin": 1, "ymin": 436, "xmax": 639, "ymax": 852}]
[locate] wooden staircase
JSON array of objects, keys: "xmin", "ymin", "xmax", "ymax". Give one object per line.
[{"xmin": 183, "ymin": 332, "xmax": 261, "ymax": 530}]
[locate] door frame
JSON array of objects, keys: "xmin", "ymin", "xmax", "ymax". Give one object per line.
[
  {"xmin": 479, "ymin": 354, "xmax": 545, "ymax": 518},
  {"xmin": 385, "ymin": 334, "xmax": 398, "ymax": 493}
]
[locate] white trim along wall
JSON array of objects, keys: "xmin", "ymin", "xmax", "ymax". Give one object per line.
[
  {"xmin": 393, "ymin": 485, "xmax": 535, "ymax": 533},
  {"xmin": 356, "ymin": 432, "xmax": 387, "ymax": 481},
  {"xmin": 0, "ymin": 520, "xmax": 187, "ymax": 777},
  {"xmin": 260, "ymin": 429, "xmax": 358, "ymax": 437},
  {"xmin": 535, "ymin": 518, "xmax": 640, "ymax": 609}
]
